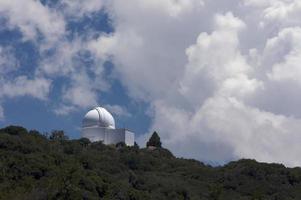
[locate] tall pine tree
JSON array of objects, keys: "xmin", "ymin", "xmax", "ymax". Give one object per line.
[{"xmin": 146, "ymin": 131, "xmax": 162, "ymax": 148}]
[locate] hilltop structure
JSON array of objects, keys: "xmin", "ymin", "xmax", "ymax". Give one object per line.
[{"xmin": 81, "ymin": 107, "xmax": 134, "ymax": 146}]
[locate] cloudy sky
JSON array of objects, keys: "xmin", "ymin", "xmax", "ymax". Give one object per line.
[{"xmin": 1, "ymin": 0, "xmax": 301, "ymax": 166}]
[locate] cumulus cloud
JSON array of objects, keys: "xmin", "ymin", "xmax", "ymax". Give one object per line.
[
  {"xmin": 243, "ymin": 0, "xmax": 301, "ymax": 30},
  {"xmin": 150, "ymin": 97, "xmax": 301, "ymax": 164},
  {"xmin": 0, "ymin": 46, "xmax": 18, "ymax": 74},
  {"xmin": 198, "ymin": 96, "xmax": 301, "ymax": 166},
  {"xmin": 89, "ymin": 0, "xmax": 208, "ymax": 101},
  {"xmin": 105, "ymin": 104, "xmax": 132, "ymax": 117},
  {"xmin": 60, "ymin": 0, "xmax": 104, "ymax": 17},
  {"xmin": 127, "ymin": 0, "xmax": 205, "ymax": 17},
  {"xmin": 0, "ymin": 46, "xmax": 51, "ymax": 103},
  {"xmin": 60, "ymin": 70, "xmax": 105, "ymax": 109},
  {"xmin": 180, "ymin": 12, "xmax": 262, "ymax": 104},
  {"xmin": 0, "ymin": 0, "xmax": 65, "ymax": 43},
  {"xmin": 85, "ymin": 0, "xmax": 301, "ymax": 166},
  {"xmin": 38, "ymin": 40, "xmax": 82, "ymax": 76},
  {"xmin": 262, "ymin": 1, "xmax": 301, "ymax": 22},
  {"xmin": 0, "ymin": 76, "xmax": 51, "ymax": 100},
  {"xmin": 149, "ymin": 12, "xmax": 269, "ymax": 163},
  {"xmin": 266, "ymin": 27, "xmax": 301, "ymax": 83}
]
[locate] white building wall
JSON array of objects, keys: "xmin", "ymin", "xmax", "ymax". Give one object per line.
[
  {"xmin": 81, "ymin": 126, "xmax": 106, "ymax": 142},
  {"xmin": 81, "ymin": 127, "xmax": 135, "ymax": 146},
  {"xmin": 125, "ymin": 130, "xmax": 135, "ymax": 146},
  {"xmin": 105, "ymin": 129, "xmax": 125, "ymax": 145}
]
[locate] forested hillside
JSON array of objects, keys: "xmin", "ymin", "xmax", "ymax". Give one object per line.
[{"xmin": 1, "ymin": 126, "xmax": 301, "ymax": 200}]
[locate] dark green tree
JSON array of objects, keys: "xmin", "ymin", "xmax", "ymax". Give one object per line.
[
  {"xmin": 0, "ymin": 125, "xmax": 28, "ymax": 135},
  {"xmin": 49, "ymin": 130, "xmax": 68, "ymax": 141},
  {"xmin": 133, "ymin": 142, "xmax": 139, "ymax": 149},
  {"xmin": 146, "ymin": 131, "xmax": 161, "ymax": 148},
  {"xmin": 116, "ymin": 142, "xmax": 126, "ymax": 148},
  {"xmin": 78, "ymin": 137, "xmax": 91, "ymax": 147}
]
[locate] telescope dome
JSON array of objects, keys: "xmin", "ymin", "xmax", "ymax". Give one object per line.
[{"xmin": 82, "ymin": 107, "xmax": 115, "ymax": 129}]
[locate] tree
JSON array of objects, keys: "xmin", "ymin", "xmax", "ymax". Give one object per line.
[
  {"xmin": 78, "ymin": 138, "xmax": 90, "ymax": 147},
  {"xmin": 0, "ymin": 125, "xmax": 28, "ymax": 135},
  {"xmin": 49, "ymin": 130, "xmax": 68, "ymax": 141},
  {"xmin": 133, "ymin": 142, "xmax": 139, "ymax": 150},
  {"xmin": 116, "ymin": 142, "xmax": 126, "ymax": 148},
  {"xmin": 146, "ymin": 131, "xmax": 161, "ymax": 148}
]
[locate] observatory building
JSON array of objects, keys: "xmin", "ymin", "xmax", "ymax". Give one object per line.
[{"xmin": 81, "ymin": 107, "xmax": 135, "ymax": 146}]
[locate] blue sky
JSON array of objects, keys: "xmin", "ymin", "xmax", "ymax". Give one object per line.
[{"xmin": 2, "ymin": 0, "xmax": 301, "ymax": 167}]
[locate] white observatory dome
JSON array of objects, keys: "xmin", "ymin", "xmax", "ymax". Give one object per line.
[{"xmin": 82, "ymin": 107, "xmax": 115, "ymax": 129}]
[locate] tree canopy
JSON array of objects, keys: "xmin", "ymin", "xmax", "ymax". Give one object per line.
[{"xmin": 0, "ymin": 125, "xmax": 301, "ymax": 200}]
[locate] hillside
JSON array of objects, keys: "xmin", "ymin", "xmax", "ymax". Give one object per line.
[{"xmin": 0, "ymin": 126, "xmax": 301, "ymax": 200}]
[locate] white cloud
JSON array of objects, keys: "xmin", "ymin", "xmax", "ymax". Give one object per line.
[
  {"xmin": 265, "ymin": 27, "xmax": 301, "ymax": 83},
  {"xmin": 90, "ymin": 0, "xmax": 207, "ymax": 100},
  {"xmin": 105, "ymin": 104, "xmax": 131, "ymax": 117},
  {"xmin": 199, "ymin": 96, "xmax": 301, "ymax": 166},
  {"xmin": 38, "ymin": 39, "xmax": 83, "ymax": 76},
  {"xmin": 63, "ymin": 86, "xmax": 98, "ymax": 108},
  {"xmin": 214, "ymin": 12, "xmax": 246, "ymax": 31},
  {"xmin": 0, "ymin": 46, "xmax": 18, "ymax": 74},
  {"xmin": 0, "ymin": 106, "xmax": 4, "ymax": 121},
  {"xmin": 60, "ymin": 0, "xmax": 104, "ymax": 17},
  {"xmin": 262, "ymin": 1, "xmax": 301, "ymax": 22},
  {"xmin": 0, "ymin": 76, "xmax": 51, "ymax": 100},
  {"xmin": 148, "ymin": 96, "xmax": 301, "ymax": 166},
  {"xmin": 243, "ymin": 0, "xmax": 301, "ymax": 29},
  {"xmin": 179, "ymin": 12, "xmax": 262, "ymax": 109},
  {"xmin": 87, "ymin": 0, "xmax": 301, "ymax": 167},
  {"xmin": 61, "ymin": 72, "xmax": 98, "ymax": 108},
  {"xmin": 147, "ymin": 12, "xmax": 270, "ymax": 163},
  {"xmin": 130, "ymin": 0, "xmax": 204, "ymax": 17},
  {"xmin": 53, "ymin": 105, "xmax": 77, "ymax": 116},
  {"xmin": 0, "ymin": 0, "xmax": 65, "ymax": 43},
  {"xmin": 243, "ymin": 0, "xmax": 272, "ymax": 7}
]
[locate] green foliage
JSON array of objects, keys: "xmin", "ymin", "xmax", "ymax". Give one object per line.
[
  {"xmin": 146, "ymin": 131, "xmax": 162, "ymax": 148},
  {"xmin": 77, "ymin": 137, "xmax": 91, "ymax": 147},
  {"xmin": 49, "ymin": 130, "xmax": 68, "ymax": 141},
  {"xmin": 1, "ymin": 126, "xmax": 301, "ymax": 200},
  {"xmin": 0, "ymin": 125, "xmax": 28, "ymax": 135}
]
